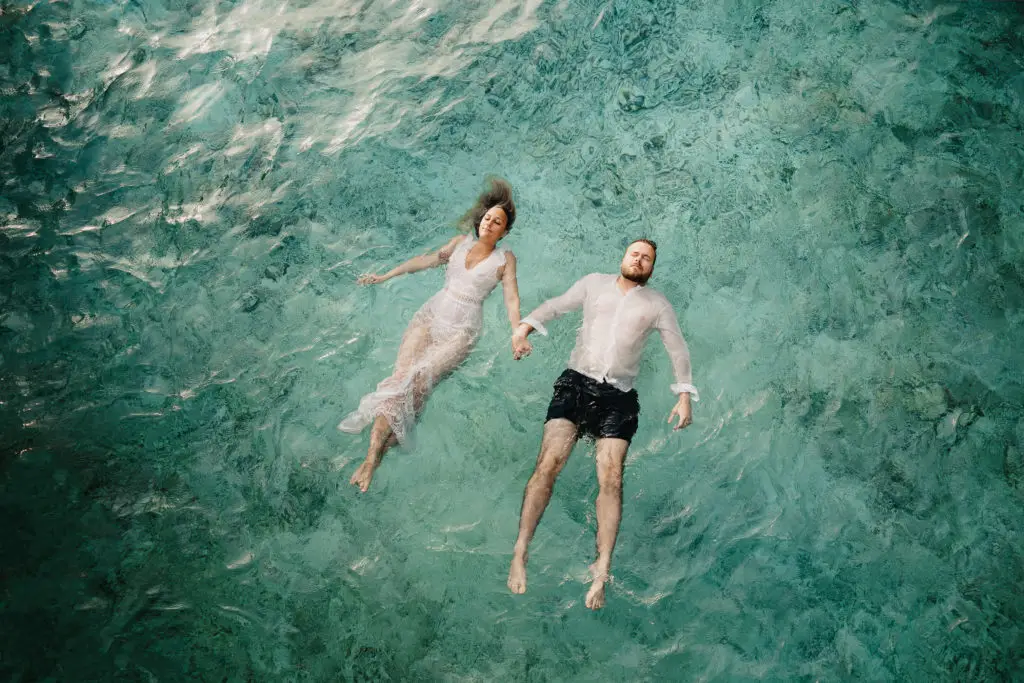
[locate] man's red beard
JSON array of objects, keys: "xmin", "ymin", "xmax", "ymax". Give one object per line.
[{"xmin": 621, "ymin": 266, "xmax": 650, "ymax": 285}]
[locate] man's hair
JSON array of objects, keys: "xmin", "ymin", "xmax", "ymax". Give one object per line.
[
  {"xmin": 630, "ymin": 238, "xmax": 657, "ymax": 262},
  {"xmin": 460, "ymin": 177, "xmax": 516, "ymax": 237}
]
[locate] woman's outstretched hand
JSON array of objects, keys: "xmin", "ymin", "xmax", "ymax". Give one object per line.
[{"xmin": 358, "ymin": 273, "xmax": 387, "ymax": 285}]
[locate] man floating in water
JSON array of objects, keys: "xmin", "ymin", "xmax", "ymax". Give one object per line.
[{"xmin": 507, "ymin": 239, "xmax": 699, "ymax": 609}]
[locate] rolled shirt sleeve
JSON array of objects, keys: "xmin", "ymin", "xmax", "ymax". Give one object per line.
[{"xmin": 656, "ymin": 302, "xmax": 699, "ymax": 401}]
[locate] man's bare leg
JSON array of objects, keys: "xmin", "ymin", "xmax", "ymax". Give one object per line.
[
  {"xmin": 508, "ymin": 418, "xmax": 578, "ymax": 594},
  {"xmin": 350, "ymin": 416, "xmax": 397, "ymax": 492},
  {"xmin": 586, "ymin": 437, "xmax": 629, "ymax": 609}
]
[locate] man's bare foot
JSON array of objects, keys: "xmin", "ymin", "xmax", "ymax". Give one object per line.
[
  {"xmin": 585, "ymin": 563, "xmax": 609, "ymax": 610},
  {"xmin": 349, "ymin": 459, "xmax": 378, "ymax": 492},
  {"xmin": 507, "ymin": 554, "xmax": 528, "ymax": 594}
]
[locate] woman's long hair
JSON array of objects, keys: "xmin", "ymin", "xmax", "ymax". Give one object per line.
[{"xmin": 459, "ymin": 177, "xmax": 516, "ymax": 237}]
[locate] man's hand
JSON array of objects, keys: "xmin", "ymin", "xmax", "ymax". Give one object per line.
[
  {"xmin": 667, "ymin": 393, "xmax": 693, "ymax": 430},
  {"xmin": 511, "ymin": 331, "xmax": 533, "ymax": 360}
]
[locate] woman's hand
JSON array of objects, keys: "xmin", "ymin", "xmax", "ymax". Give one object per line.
[{"xmin": 358, "ymin": 273, "xmax": 388, "ymax": 285}]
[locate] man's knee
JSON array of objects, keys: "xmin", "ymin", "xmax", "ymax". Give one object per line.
[
  {"xmin": 526, "ymin": 464, "xmax": 561, "ymax": 499},
  {"xmin": 597, "ymin": 466, "xmax": 623, "ymax": 492},
  {"xmin": 595, "ymin": 446, "xmax": 626, "ymax": 491},
  {"xmin": 533, "ymin": 449, "xmax": 566, "ymax": 480}
]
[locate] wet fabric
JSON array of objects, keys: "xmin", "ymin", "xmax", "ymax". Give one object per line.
[
  {"xmin": 523, "ymin": 273, "xmax": 699, "ymax": 398},
  {"xmin": 545, "ymin": 368, "xmax": 641, "ymax": 442},
  {"xmin": 339, "ymin": 237, "xmax": 508, "ymax": 443}
]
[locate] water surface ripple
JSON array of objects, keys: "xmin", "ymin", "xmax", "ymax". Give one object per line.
[{"xmin": 1, "ymin": 0, "xmax": 1023, "ymax": 679}]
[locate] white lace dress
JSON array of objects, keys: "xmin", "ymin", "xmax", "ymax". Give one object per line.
[{"xmin": 339, "ymin": 236, "xmax": 508, "ymax": 443}]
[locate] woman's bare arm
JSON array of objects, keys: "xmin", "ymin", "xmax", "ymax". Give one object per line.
[
  {"xmin": 499, "ymin": 252, "xmax": 522, "ymax": 330},
  {"xmin": 358, "ymin": 235, "xmax": 466, "ymax": 284}
]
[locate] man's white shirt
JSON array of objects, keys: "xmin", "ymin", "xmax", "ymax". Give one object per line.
[{"xmin": 523, "ymin": 273, "xmax": 699, "ymax": 399}]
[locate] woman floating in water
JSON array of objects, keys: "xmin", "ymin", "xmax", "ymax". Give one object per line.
[{"xmin": 339, "ymin": 178, "xmax": 522, "ymax": 492}]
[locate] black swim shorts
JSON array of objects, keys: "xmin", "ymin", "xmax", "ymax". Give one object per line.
[{"xmin": 545, "ymin": 368, "xmax": 640, "ymax": 442}]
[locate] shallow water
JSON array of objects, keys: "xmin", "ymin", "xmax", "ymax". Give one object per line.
[{"xmin": 2, "ymin": 0, "xmax": 1023, "ymax": 679}]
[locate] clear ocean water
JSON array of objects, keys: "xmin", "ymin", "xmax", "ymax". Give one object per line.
[{"xmin": 2, "ymin": 0, "xmax": 1023, "ymax": 680}]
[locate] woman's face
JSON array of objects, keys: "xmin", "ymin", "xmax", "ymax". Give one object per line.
[{"xmin": 477, "ymin": 206, "xmax": 508, "ymax": 241}]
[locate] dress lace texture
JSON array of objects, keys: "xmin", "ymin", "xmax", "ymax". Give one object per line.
[{"xmin": 339, "ymin": 237, "xmax": 507, "ymax": 443}]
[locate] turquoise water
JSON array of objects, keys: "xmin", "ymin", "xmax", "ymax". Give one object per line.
[{"xmin": 2, "ymin": 0, "xmax": 1023, "ymax": 679}]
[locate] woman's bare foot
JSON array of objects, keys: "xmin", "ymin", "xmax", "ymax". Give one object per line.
[
  {"xmin": 507, "ymin": 553, "xmax": 528, "ymax": 594},
  {"xmin": 349, "ymin": 459, "xmax": 378, "ymax": 492},
  {"xmin": 585, "ymin": 563, "xmax": 609, "ymax": 610}
]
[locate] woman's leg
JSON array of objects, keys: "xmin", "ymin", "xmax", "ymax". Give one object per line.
[
  {"xmin": 410, "ymin": 329, "xmax": 475, "ymax": 413},
  {"xmin": 350, "ymin": 329, "xmax": 475, "ymax": 492},
  {"xmin": 350, "ymin": 319, "xmax": 432, "ymax": 492}
]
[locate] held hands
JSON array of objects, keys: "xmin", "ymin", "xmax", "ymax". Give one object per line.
[
  {"xmin": 511, "ymin": 331, "xmax": 532, "ymax": 360},
  {"xmin": 511, "ymin": 323, "xmax": 533, "ymax": 360},
  {"xmin": 357, "ymin": 273, "xmax": 388, "ymax": 285},
  {"xmin": 667, "ymin": 393, "xmax": 693, "ymax": 431}
]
